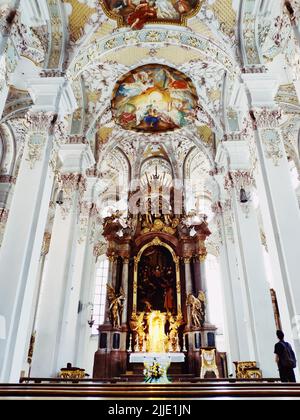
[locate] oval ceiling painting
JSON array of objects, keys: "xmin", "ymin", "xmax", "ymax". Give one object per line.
[
  {"xmin": 100, "ymin": 1, "xmax": 202, "ymax": 30},
  {"xmin": 112, "ymin": 65, "xmax": 198, "ymax": 133}
]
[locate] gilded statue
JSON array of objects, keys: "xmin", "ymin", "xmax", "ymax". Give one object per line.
[
  {"xmin": 141, "ymin": 213, "xmax": 180, "ymax": 235},
  {"xmin": 106, "ymin": 285, "xmax": 125, "ymax": 329},
  {"xmin": 130, "ymin": 312, "xmax": 146, "ymax": 352},
  {"xmin": 187, "ymin": 291, "xmax": 206, "ymax": 328},
  {"xmin": 168, "ymin": 314, "xmax": 183, "ymax": 352}
]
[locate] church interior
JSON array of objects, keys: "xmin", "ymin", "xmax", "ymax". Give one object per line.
[{"xmin": 0, "ymin": 0, "xmax": 300, "ymax": 400}]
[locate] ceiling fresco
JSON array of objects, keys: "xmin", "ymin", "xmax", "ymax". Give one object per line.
[
  {"xmin": 112, "ymin": 64, "xmax": 198, "ymax": 133},
  {"xmin": 100, "ymin": 0, "xmax": 202, "ymax": 30}
]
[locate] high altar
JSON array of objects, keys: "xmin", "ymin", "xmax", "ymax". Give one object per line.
[{"xmin": 93, "ymin": 180, "xmax": 222, "ymax": 379}]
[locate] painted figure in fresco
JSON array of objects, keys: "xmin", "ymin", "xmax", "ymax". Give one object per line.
[
  {"xmin": 155, "ymin": 0, "xmax": 179, "ymax": 19},
  {"xmin": 113, "ymin": 65, "xmax": 198, "ymax": 132},
  {"xmin": 144, "ymin": 107, "xmax": 160, "ymax": 129},
  {"xmin": 103, "ymin": 0, "xmax": 199, "ymax": 27},
  {"xmin": 127, "ymin": 1, "xmax": 157, "ymax": 30}
]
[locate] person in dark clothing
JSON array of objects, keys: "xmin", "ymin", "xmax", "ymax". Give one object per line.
[{"xmin": 274, "ymin": 330, "xmax": 297, "ymax": 383}]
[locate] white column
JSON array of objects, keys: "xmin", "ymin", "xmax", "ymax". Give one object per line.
[
  {"xmin": 215, "ymin": 203, "xmax": 254, "ymax": 368},
  {"xmin": 31, "ymin": 144, "xmax": 94, "ymax": 377},
  {"xmin": 243, "ymin": 74, "xmax": 300, "ymax": 375},
  {"xmin": 217, "ymin": 140, "xmax": 278, "ymax": 377},
  {"xmin": 75, "ymin": 216, "xmax": 98, "ymax": 369},
  {"xmin": 56, "ymin": 176, "xmax": 97, "ymax": 370},
  {"xmin": 0, "ymin": 76, "xmax": 76, "ymax": 382}
]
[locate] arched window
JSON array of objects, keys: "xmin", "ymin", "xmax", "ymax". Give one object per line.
[{"xmin": 92, "ymin": 258, "xmax": 109, "ymax": 334}]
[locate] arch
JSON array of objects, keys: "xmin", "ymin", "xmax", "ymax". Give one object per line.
[
  {"xmin": 67, "ymin": 28, "xmax": 238, "ymax": 80},
  {"xmin": 133, "ymin": 236, "xmax": 181, "ymax": 317}
]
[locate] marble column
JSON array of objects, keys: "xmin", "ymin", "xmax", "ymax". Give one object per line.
[
  {"xmin": 243, "ymin": 73, "xmax": 300, "ymax": 375},
  {"xmin": 184, "ymin": 257, "xmax": 193, "ymax": 328},
  {"xmin": 213, "ymin": 200, "xmax": 254, "ymax": 371},
  {"xmin": 56, "ymin": 175, "xmax": 97, "ymax": 371},
  {"xmin": 121, "ymin": 258, "xmax": 129, "ymax": 326},
  {"xmin": 31, "ymin": 144, "xmax": 94, "ymax": 377},
  {"xmin": 217, "ymin": 140, "xmax": 278, "ymax": 377},
  {"xmin": 0, "ymin": 76, "xmax": 76, "ymax": 382},
  {"xmin": 75, "ymin": 212, "xmax": 98, "ymax": 368}
]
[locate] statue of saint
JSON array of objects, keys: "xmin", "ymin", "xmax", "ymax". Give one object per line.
[
  {"xmin": 186, "ymin": 291, "xmax": 206, "ymax": 328},
  {"xmin": 163, "ymin": 280, "xmax": 175, "ymax": 313},
  {"xmin": 107, "ymin": 285, "xmax": 125, "ymax": 328}
]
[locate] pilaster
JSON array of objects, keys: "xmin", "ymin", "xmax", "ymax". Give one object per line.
[
  {"xmin": 217, "ymin": 140, "xmax": 278, "ymax": 377},
  {"xmin": 30, "ymin": 136, "xmax": 94, "ymax": 377},
  {"xmin": 243, "ymin": 72, "xmax": 300, "ymax": 377},
  {"xmin": 0, "ymin": 75, "xmax": 77, "ymax": 382}
]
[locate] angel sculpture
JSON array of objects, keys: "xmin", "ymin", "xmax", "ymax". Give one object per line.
[
  {"xmin": 130, "ymin": 312, "xmax": 146, "ymax": 352},
  {"xmin": 186, "ymin": 291, "xmax": 206, "ymax": 328},
  {"xmin": 168, "ymin": 314, "xmax": 183, "ymax": 352},
  {"xmin": 106, "ymin": 285, "xmax": 125, "ymax": 329}
]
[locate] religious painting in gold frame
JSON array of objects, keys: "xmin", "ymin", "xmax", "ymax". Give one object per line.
[
  {"xmin": 100, "ymin": 1, "xmax": 203, "ymax": 30},
  {"xmin": 133, "ymin": 237, "xmax": 182, "ymax": 317}
]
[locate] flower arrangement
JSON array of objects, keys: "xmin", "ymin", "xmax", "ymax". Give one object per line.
[{"xmin": 143, "ymin": 360, "xmax": 168, "ymax": 383}]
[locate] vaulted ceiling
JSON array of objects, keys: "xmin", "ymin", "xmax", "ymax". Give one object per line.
[{"xmin": 1, "ymin": 0, "xmax": 300, "ymax": 188}]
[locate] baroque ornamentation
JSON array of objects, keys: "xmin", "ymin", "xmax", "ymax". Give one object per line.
[
  {"xmin": 0, "ymin": 208, "xmax": 9, "ymax": 247},
  {"xmin": 59, "ymin": 173, "xmax": 87, "ymax": 196},
  {"xmin": 26, "ymin": 133, "xmax": 47, "ymax": 170},
  {"xmin": 261, "ymin": 129, "xmax": 284, "ymax": 166},
  {"xmin": 26, "ymin": 112, "xmax": 56, "ymax": 133},
  {"xmin": 251, "ymin": 108, "xmax": 282, "ymax": 130},
  {"xmin": 224, "ymin": 171, "xmax": 254, "ymax": 192},
  {"xmin": 41, "ymin": 232, "xmax": 52, "ymax": 257},
  {"xmin": 93, "ymin": 240, "xmax": 107, "ymax": 261}
]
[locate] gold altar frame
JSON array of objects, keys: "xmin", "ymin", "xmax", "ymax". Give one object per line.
[{"xmin": 133, "ymin": 237, "xmax": 182, "ymax": 317}]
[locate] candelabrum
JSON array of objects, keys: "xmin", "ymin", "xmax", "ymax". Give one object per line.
[{"xmin": 78, "ymin": 301, "xmax": 95, "ymax": 328}]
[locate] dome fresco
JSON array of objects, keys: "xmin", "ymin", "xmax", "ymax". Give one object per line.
[{"xmin": 112, "ymin": 64, "xmax": 198, "ymax": 133}]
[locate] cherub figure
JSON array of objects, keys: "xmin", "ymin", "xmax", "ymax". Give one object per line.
[
  {"xmin": 130, "ymin": 312, "xmax": 146, "ymax": 351},
  {"xmin": 168, "ymin": 314, "xmax": 183, "ymax": 352},
  {"xmin": 107, "ymin": 285, "xmax": 125, "ymax": 328}
]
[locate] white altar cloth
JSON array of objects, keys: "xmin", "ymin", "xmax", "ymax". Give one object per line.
[
  {"xmin": 130, "ymin": 353, "xmax": 185, "ymax": 384},
  {"xmin": 130, "ymin": 353, "xmax": 185, "ymax": 364}
]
